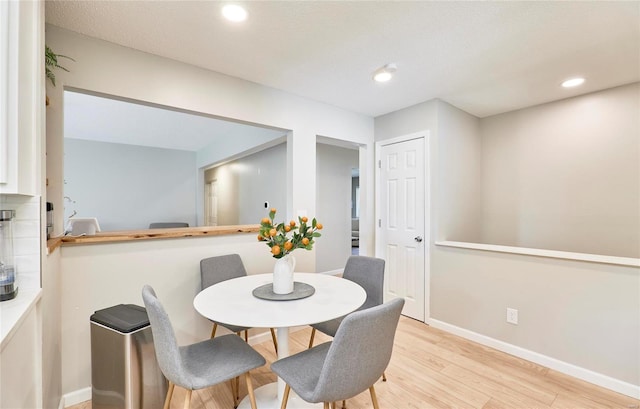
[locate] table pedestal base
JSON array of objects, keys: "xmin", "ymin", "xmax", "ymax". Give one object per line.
[{"xmin": 237, "ymin": 383, "xmax": 323, "ymax": 409}]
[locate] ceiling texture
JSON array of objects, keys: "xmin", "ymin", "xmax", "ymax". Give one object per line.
[{"xmin": 46, "ymin": 1, "xmax": 639, "ymax": 119}]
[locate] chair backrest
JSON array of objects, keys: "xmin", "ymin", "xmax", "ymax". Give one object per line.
[
  {"xmin": 311, "ymin": 298, "xmax": 405, "ymax": 403},
  {"xmin": 342, "ymin": 255, "xmax": 385, "ymax": 311},
  {"xmin": 200, "ymin": 254, "xmax": 248, "ymax": 290},
  {"xmin": 149, "ymin": 222, "xmax": 189, "ymax": 228},
  {"xmin": 141, "ymin": 285, "xmax": 189, "ymax": 387}
]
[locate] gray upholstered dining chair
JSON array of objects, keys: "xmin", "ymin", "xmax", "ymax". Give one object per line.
[
  {"xmin": 271, "ymin": 298, "xmax": 405, "ymax": 409},
  {"xmin": 201, "ymin": 254, "xmax": 279, "ymax": 353},
  {"xmin": 141, "ymin": 285, "xmax": 265, "ymax": 409},
  {"xmin": 308, "ymin": 255, "xmax": 385, "ymax": 348},
  {"xmin": 307, "ymin": 255, "xmax": 386, "ymax": 409},
  {"xmin": 149, "ymin": 222, "xmax": 189, "ymax": 228}
]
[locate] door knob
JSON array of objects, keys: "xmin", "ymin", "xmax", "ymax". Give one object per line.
[{"xmin": 414, "ymin": 236, "xmax": 423, "ymax": 242}]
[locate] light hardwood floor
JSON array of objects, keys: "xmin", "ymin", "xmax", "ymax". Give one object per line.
[{"xmin": 69, "ymin": 317, "xmax": 638, "ymax": 409}]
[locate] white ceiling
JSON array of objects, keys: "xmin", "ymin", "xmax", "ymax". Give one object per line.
[
  {"xmin": 45, "ymin": 1, "xmax": 639, "ymax": 119},
  {"xmin": 64, "ymin": 90, "xmax": 285, "ymax": 151}
]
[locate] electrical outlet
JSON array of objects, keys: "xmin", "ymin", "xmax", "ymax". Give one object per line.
[{"xmin": 506, "ymin": 308, "xmax": 518, "ymax": 325}]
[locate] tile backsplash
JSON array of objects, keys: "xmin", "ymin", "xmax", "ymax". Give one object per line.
[{"xmin": 0, "ymin": 195, "xmax": 41, "ymax": 291}]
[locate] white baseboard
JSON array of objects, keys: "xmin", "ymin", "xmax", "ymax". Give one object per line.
[
  {"xmin": 428, "ymin": 318, "xmax": 640, "ymax": 399},
  {"xmin": 61, "ymin": 386, "xmax": 91, "ymax": 408},
  {"xmin": 247, "ymin": 325, "xmax": 306, "ymax": 346},
  {"xmin": 247, "ymin": 328, "xmax": 276, "ymax": 346},
  {"xmin": 320, "ymin": 268, "xmax": 343, "ymax": 276}
]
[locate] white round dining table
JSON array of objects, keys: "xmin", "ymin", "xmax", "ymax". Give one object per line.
[{"xmin": 193, "ymin": 272, "xmax": 366, "ymax": 409}]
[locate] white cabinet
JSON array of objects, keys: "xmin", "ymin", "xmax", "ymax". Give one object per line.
[{"xmin": 0, "ymin": 0, "xmax": 42, "ymax": 196}]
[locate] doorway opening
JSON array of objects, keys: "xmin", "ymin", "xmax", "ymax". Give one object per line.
[{"xmin": 351, "ymin": 168, "xmax": 360, "ymax": 255}]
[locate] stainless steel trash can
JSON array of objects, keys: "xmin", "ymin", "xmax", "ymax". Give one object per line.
[{"xmin": 90, "ymin": 304, "xmax": 168, "ymax": 409}]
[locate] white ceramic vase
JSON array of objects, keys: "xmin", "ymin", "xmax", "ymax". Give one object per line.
[{"xmin": 273, "ymin": 254, "xmax": 295, "ymax": 294}]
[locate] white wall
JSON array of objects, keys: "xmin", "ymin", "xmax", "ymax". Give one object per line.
[
  {"xmin": 205, "ymin": 143, "xmax": 286, "ymax": 225},
  {"xmin": 196, "ymin": 131, "xmax": 285, "ymax": 169},
  {"xmin": 480, "ymin": 82, "xmax": 640, "ymax": 258},
  {"xmin": 374, "ymin": 99, "xmax": 440, "ymax": 248},
  {"xmin": 437, "ymin": 102, "xmax": 482, "ymax": 242},
  {"xmin": 42, "ymin": 248, "xmax": 62, "ymax": 409},
  {"xmin": 45, "ymin": 25, "xmax": 374, "ymax": 242},
  {"xmin": 316, "ymin": 143, "xmax": 359, "ymax": 273},
  {"xmin": 64, "ymin": 139, "xmax": 197, "ymax": 230},
  {"xmin": 59, "ymin": 235, "xmax": 282, "ymax": 397},
  {"xmin": 375, "ymin": 93, "xmax": 640, "ymax": 394},
  {"xmin": 431, "ymin": 245, "xmax": 639, "ymax": 388},
  {"xmin": 374, "ymin": 98, "xmax": 482, "ymax": 247},
  {"xmin": 45, "ymin": 25, "xmax": 374, "ymax": 398}
]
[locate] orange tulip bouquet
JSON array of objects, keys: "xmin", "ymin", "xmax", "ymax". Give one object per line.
[
  {"xmin": 258, "ymin": 208, "xmax": 323, "ymax": 294},
  {"xmin": 258, "ymin": 208, "xmax": 322, "ymax": 259}
]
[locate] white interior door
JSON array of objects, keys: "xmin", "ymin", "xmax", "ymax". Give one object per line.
[{"xmin": 377, "ymin": 135, "xmax": 427, "ymax": 321}]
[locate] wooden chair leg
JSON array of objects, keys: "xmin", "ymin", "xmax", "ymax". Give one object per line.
[
  {"xmin": 323, "ymin": 403, "xmax": 329, "ymax": 409},
  {"xmin": 331, "ymin": 402, "xmax": 336, "ymax": 409},
  {"xmin": 245, "ymin": 372, "xmax": 258, "ymax": 409},
  {"xmin": 270, "ymin": 327, "xmax": 279, "ymax": 354},
  {"xmin": 210, "ymin": 322, "xmax": 218, "ymax": 338},
  {"xmin": 369, "ymin": 385, "xmax": 380, "ymax": 409},
  {"xmin": 183, "ymin": 389, "xmax": 193, "ymax": 409},
  {"xmin": 382, "ymin": 371, "xmax": 387, "ymax": 382},
  {"xmin": 235, "ymin": 376, "xmax": 240, "ymax": 399},
  {"xmin": 308, "ymin": 328, "xmax": 316, "ymax": 348},
  {"xmin": 342, "ymin": 399, "xmax": 346, "ymax": 408},
  {"xmin": 163, "ymin": 381, "xmax": 175, "ymax": 409},
  {"xmin": 245, "ymin": 329, "xmax": 249, "ymax": 342},
  {"xmin": 230, "ymin": 378, "xmax": 237, "ymax": 408},
  {"xmin": 281, "ymin": 384, "xmax": 291, "ymax": 409}
]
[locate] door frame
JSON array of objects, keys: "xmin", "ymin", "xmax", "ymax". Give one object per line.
[{"xmin": 375, "ymin": 131, "xmax": 431, "ymax": 322}]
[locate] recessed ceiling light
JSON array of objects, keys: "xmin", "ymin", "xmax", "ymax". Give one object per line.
[
  {"xmin": 222, "ymin": 4, "xmax": 247, "ymax": 22},
  {"xmin": 562, "ymin": 77, "xmax": 585, "ymax": 88},
  {"xmin": 373, "ymin": 64, "xmax": 397, "ymax": 83}
]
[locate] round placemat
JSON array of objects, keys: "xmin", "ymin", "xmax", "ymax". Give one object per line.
[{"xmin": 252, "ymin": 281, "xmax": 315, "ymax": 301}]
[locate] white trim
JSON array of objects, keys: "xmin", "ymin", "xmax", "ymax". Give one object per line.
[
  {"xmin": 247, "ymin": 325, "xmax": 306, "ymax": 347},
  {"xmin": 62, "ymin": 387, "xmax": 91, "ymax": 408},
  {"xmin": 435, "ymin": 241, "xmax": 640, "ymax": 268},
  {"xmin": 428, "ymin": 318, "xmax": 640, "ymax": 399},
  {"xmin": 375, "ymin": 131, "xmax": 431, "ymax": 322},
  {"xmin": 319, "ymin": 268, "xmax": 342, "ymax": 276}
]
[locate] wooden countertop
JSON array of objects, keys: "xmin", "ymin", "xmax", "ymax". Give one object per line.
[{"xmin": 47, "ymin": 225, "xmax": 260, "ymax": 253}]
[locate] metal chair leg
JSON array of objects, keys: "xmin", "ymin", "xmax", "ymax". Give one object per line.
[
  {"xmin": 369, "ymin": 386, "xmax": 380, "ymax": 409},
  {"xmin": 308, "ymin": 328, "xmax": 316, "ymax": 348},
  {"xmin": 281, "ymin": 384, "xmax": 291, "ymax": 409}
]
